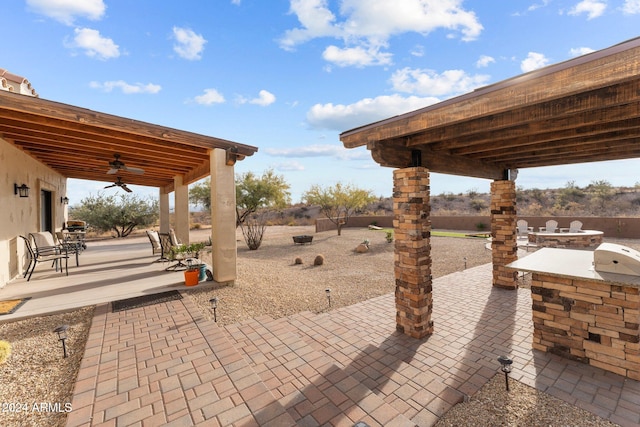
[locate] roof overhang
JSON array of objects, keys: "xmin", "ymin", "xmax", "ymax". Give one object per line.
[
  {"xmin": 340, "ymin": 37, "xmax": 640, "ymax": 180},
  {"xmin": 0, "ymin": 90, "xmax": 258, "ymax": 193}
]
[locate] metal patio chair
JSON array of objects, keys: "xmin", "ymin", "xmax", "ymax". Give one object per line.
[{"xmin": 20, "ymin": 234, "xmax": 68, "ymax": 281}]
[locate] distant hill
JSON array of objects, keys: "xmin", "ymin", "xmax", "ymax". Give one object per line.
[{"xmin": 189, "ymin": 183, "xmax": 640, "ymax": 228}]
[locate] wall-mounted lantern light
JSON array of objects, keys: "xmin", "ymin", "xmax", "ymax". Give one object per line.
[
  {"xmin": 14, "ymin": 183, "xmax": 30, "ymax": 198},
  {"xmin": 61, "ymin": 196, "xmax": 69, "ymax": 205}
]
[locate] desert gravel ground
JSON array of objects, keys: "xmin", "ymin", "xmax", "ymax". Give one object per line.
[{"xmin": 1, "ymin": 226, "xmax": 636, "ymax": 426}]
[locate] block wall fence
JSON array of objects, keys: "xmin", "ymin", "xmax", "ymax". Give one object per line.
[{"xmin": 315, "ymin": 215, "xmax": 640, "ymax": 239}]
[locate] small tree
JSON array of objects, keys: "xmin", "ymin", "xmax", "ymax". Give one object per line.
[
  {"xmin": 188, "ymin": 169, "xmax": 291, "ymax": 228},
  {"xmin": 70, "ymin": 193, "xmax": 159, "ymax": 237},
  {"xmin": 236, "ymin": 169, "xmax": 291, "ymax": 227},
  {"xmin": 189, "ymin": 178, "xmax": 211, "ymax": 210},
  {"xmin": 303, "ymin": 182, "xmax": 376, "ymax": 235}
]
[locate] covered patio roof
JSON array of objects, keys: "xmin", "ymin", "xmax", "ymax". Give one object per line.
[
  {"xmin": 340, "ymin": 37, "xmax": 640, "ymax": 179},
  {"xmin": 0, "ymin": 90, "xmax": 258, "ymax": 192}
]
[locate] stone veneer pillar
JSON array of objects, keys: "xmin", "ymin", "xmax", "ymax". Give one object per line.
[
  {"xmin": 393, "ymin": 167, "xmax": 434, "ymax": 338},
  {"xmin": 491, "ymin": 180, "xmax": 518, "ymax": 289}
]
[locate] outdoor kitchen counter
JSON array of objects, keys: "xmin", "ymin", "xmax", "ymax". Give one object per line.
[
  {"xmin": 507, "ymin": 248, "xmax": 640, "ymax": 381},
  {"xmin": 508, "ymin": 248, "xmax": 640, "ymax": 287}
]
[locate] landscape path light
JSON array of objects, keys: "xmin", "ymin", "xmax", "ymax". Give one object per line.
[
  {"xmin": 209, "ymin": 297, "xmax": 218, "ymax": 322},
  {"xmin": 498, "ymin": 355, "xmax": 513, "ymax": 391},
  {"xmin": 54, "ymin": 325, "xmax": 69, "ymax": 358},
  {"xmin": 325, "ymin": 288, "xmax": 331, "ymax": 307}
]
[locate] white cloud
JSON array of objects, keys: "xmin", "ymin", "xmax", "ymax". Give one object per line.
[
  {"xmin": 272, "ymin": 161, "xmax": 305, "ymax": 171},
  {"xmin": 476, "ymin": 55, "xmax": 495, "ymax": 68},
  {"xmin": 265, "ymin": 144, "xmax": 370, "ymax": 160},
  {"xmin": 410, "ymin": 45, "xmax": 425, "ymax": 57},
  {"xmin": 172, "ymin": 27, "xmax": 206, "ymax": 60},
  {"xmin": 250, "ymin": 90, "xmax": 276, "ymax": 106},
  {"xmin": 194, "ymin": 88, "xmax": 225, "ymax": 105},
  {"xmin": 390, "ymin": 68, "xmax": 490, "ymax": 97},
  {"xmin": 27, "ymin": 0, "xmax": 106, "ymax": 25},
  {"xmin": 568, "ymin": 0, "xmax": 607, "ymax": 19},
  {"xmin": 527, "ymin": 0, "xmax": 551, "ymax": 12},
  {"xmin": 520, "ymin": 52, "xmax": 549, "ymax": 72},
  {"xmin": 89, "ymin": 80, "xmax": 161, "ymax": 94},
  {"xmin": 622, "ymin": 0, "xmax": 640, "ymax": 13},
  {"xmin": 279, "ymin": 0, "xmax": 483, "ymax": 67},
  {"xmin": 569, "ymin": 46, "xmax": 595, "ymax": 57},
  {"xmin": 306, "ymin": 94, "xmax": 439, "ymax": 131},
  {"xmin": 66, "ymin": 28, "xmax": 120, "ymax": 60},
  {"xmin": 322, "ymin": 45, "xmax": 393, "ymax": 67}
]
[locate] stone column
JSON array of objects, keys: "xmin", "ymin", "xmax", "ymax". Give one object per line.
[
  {"xmin": 491, "ymin": 180, "xmax": 518, "ymax": 289},
  {"xmin": 210, "ymin": 148, "xmax": 237, "ymax": 282},
  {"xmin": 159, "ymin": 189, "xmax": 170, "ymax": 233},
  {"xmin": 393, "ymin": 167, "xmax": 433, "ymax": 338},
  {"xmin": 174, "ymin": 175, "xmax": 190, "ymax": 244}
]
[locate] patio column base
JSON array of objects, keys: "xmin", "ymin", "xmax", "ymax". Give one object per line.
[{"xmin": 393, "ymin": 167, "xmax": 433, "ymax": 339}]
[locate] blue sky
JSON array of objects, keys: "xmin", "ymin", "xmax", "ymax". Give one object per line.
[{"xmin": 2, "ymin": 0, "xmax": 640, "ymax": 204}]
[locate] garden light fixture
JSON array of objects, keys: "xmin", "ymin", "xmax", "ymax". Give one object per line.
[
  {"xmin": 498, "ymin": 355, "xmax": 513, "ymax": 391},
  {"xmin": 54, "ymin": 325, "xmax": 69, "ymax": 358},
  {"xmin": 325, "ymin": 288, "xmax": 331, "ymax": 307},
  {"xmin": 209, "ymin": 297, "xmax": 218, "ymax": 322}
]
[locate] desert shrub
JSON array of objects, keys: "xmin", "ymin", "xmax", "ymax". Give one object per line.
[
  {"xmin": 294, "ymin": 257, "xmax": 303, "ymax": 265},
  {"xmin": 314, "ymin": 254, "xmax": 325, "ymax": 266}
]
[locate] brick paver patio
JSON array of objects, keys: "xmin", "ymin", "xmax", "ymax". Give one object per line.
[{"xmin": 66, "ymin": 263, "xmax": 640, "ymax": 426}]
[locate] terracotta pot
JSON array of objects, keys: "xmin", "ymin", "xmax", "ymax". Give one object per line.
[{"xmin": 184, "ymin": 269, "xmax": 199, "ymax": 286}]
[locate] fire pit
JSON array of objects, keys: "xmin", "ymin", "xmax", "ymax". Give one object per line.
[{"xmin": 292, "ymin": 235, "xmax": 313, "ymax": 245}]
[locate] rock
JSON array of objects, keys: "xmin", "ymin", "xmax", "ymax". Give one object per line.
[{"xmin": 355, "ymin": 243, "xmax": 369, "ymax": 253}]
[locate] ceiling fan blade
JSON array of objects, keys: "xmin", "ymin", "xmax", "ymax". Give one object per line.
[
  {"xmin": 123, "ymin": 165, "xmax": 145, "ymax": 175},
  {"xmin": 122, "ymin": 184, "xmax": 133, "ymax": 193},
  {"xmin": 104, "ymin": 183, "xmax": 116, "ymax": 189},
  {"xmin": 107, "ymin": 168, "xmax": 118, "ymax": 175}
]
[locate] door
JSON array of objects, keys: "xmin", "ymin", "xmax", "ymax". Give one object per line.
[{"xmin": 40, "ymin": 189, "xmax": 53, "ymax": 232}]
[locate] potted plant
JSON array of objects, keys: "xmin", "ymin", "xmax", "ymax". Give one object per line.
[{"xmin": 183, "ymin": 259, "xmax": 202, "ymax": 286}]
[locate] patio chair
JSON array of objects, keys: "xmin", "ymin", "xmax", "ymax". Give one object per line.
[
  {"xmin": 146, "ymin": 230, "xmax": 162, "ymax": 256},
  {"xmin": 539, "ymin": 220, "xmax": 558, "ymax": 233},
  {"xmin": 516, "ymin": 220, "xmax": 533, "ymax": 237},
  {"xmin": 54, "ymin": 231, "xmax": 81, "ymax": 266},
  {"xmin": 158, "ymin": 232, "xmax": 187, "ymax": 270},
  {"xmin": 569, "ymin": 220, "xmax": 583, "ymax": 233},
  {"xmin": 20, "ymin": 234, "xmax": 68, "ymax": 281}
]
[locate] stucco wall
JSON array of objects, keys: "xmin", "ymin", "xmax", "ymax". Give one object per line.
[
  {"xmin": 316, "ymin": 215, "xmax": 640, "ymax": 238},
  {"xmin": 1, "ymin": 138, "xmax": 67, "ymax": 287}
]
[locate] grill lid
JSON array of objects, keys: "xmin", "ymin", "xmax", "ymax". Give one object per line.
[{"xmin": 594, "ymin": 243, "xmax": 640, "ymax": 276}]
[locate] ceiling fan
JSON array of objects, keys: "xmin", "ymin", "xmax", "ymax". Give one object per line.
[
  {"xmin": 104, "ymin": 177, "xmax": 132, "ymax": 193},
  {"xmin": 107, "ymin": 153, "xmax": 144, "ymax": 175}
]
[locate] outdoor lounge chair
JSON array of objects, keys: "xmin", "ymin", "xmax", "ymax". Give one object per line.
[
  {"xmin": 539, "ymin": 220, "xmax": 558, "ymax": 233},
  {"xmin": 158, "ymin": 232, "xmax": 187, "ymax": 270},
  {"xmin": 20, "ymin": 234, "xmax": 68, "ymax": 281},
  {"xmin": 560, "ymin": 220, "xmax": 583, "ymax": 233},
  {"xmin": 516, "ymin": 220, "xmax": 533, "ymax": 237},
  {"xmin": 146, "ymin": 230, "xmax": 162, "ymax": 256}
]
